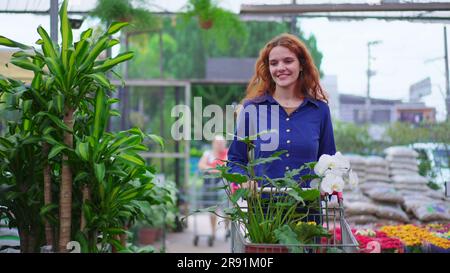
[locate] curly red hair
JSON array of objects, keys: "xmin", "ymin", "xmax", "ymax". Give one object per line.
[{"xmin": 244, "ymin": 33, "xmax": 328, "ymax": 103}]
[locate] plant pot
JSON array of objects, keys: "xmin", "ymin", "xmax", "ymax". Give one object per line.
[
  {"xmin": 118, "ymin": 16, "xmax": 132, "ymax": 23},
  {"xmin": 244, "ymin": 244, "xmax": 289, "ymax": 253},
  {"xmin": 138, "ymin": 228, "xmax": 159, "ymax": 245},
  {"xmin": 199, "ymin": 19, "xmax": 213, "ymax": 29}
]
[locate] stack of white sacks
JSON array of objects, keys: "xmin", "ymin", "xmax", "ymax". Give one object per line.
[
  {"xmin": 345, "ymin": 155, "xmax": 367, "ymax": 189},
  {"xmin": 343, "ymin": 148, "xmax": 450, "ymax": 226},
  {"xmin": 364, "ymin": 156, "xmax": 391, "ymax": 184},
  {"xmin": 384, "ymin": 146, "xmax": 450, "ymax": 223},
  {"xmin": 345, "ymin": 155, "xmax": 410, "ymax": 226},
  {"xmin": 384, "ymin": 146, "xmax": 428, "ymax": 192}
]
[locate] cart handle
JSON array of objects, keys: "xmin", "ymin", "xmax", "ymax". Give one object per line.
[{"xmin": 235, "ymin": 185, "xmax": 343, "ymax": 201}]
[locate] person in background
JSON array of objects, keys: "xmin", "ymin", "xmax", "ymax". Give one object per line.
[
  {"xmin": 198, "ymin": 134, "xmax": 228, "ymax": 241},
  {"xmin": 0, "ymin": 210, "xmax": 20, "ymax": 253}
]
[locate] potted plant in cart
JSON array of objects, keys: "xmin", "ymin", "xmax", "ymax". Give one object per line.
[
  {"xmin": 0, "ymin": 0, "xmax": 168, "ymax": 253},
  {"xmin": 190, "ymin": 133, "xmax": 359, "ymax": 253}
]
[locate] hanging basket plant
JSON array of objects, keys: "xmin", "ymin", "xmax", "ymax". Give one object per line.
[
  {"xmin": 179, "ymin": 0, "xmax": 248, "ymax": 53},
  {"xmin": 182, "ymin": 0, "xmax": 227, "ymax": 30},
  {"xmin": 199, "ymin": 18, "xmax": 213, "ymax": 30},
  {"xmin": 91, "ymin": 0, "xmax": 161, "ymax": 32}
]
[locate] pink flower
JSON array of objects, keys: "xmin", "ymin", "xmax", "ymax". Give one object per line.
[{"xmin": 230, "ymin": 183, "xmax": 240, "ymax": 194}]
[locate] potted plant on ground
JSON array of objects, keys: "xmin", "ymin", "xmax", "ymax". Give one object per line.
[{"xmin": 135, "ymin": 179, "xmax": 178, "ymax": 246}]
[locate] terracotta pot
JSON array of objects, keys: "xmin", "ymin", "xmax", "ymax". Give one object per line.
[
  {"xmin": 138, "ymin": 228, "xmax": 159, "ymax": 245},
  {"xmin": 156, "ymin": 228, "xmax": 164, "ymax": 239},
  {"xmin": 244, "ymin": 244, "xmax": 289, "ymax": 253},
  {"xmin": 199, "ymin": 19, "xmax": 213, "ymax": 29}
]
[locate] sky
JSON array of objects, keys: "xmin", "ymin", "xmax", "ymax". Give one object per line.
[{"xmin": 0, "ymin": 0, "xmax": 449, "ymax": 120}]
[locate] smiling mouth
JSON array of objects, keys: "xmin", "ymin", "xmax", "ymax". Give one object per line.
[{"xmin": 277, "ymin": 74, "xmax": 290, "ymax": 79}]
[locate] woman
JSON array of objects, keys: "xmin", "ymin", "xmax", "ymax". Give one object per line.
[
  {"xmin": 198, "ymin": 134, "xmax": 228, "ymax": 242},
  {"xmin": 227, "ymin": 33, "xmax": 336, "ymax": 197}
]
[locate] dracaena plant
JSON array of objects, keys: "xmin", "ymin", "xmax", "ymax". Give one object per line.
[
  {"xmin": 193, "ymin": 131, "xmax": 358, "ymax": 247},
  {"xmin": 0, "ymin": 0, "xmax": 167, "ymax": 253}
]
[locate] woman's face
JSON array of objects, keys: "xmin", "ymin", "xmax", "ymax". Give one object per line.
[{"xmin": 268, "ymin": 46, "xmax": 301, "ymax": 89}]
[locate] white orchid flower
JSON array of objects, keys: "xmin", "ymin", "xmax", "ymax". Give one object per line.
[
  {"xmin": 314, "ymin": 154, "xmax": 333, "ymax": 176},
  {"xmin": 348, "ymin": 169, "xmax": 359, "ymax": 188},
  {"xmin": 309, "ymin": 178, "xmax": 320, "ymax": 189},
  {"xmin": 320, "ymin": 173, "xmax": 345, "ymax": 194},
  {"xmin": 315, "ymin": 152, "xmax": 350, "ymax": 177},
  {"xmin": 329, "ymin": 152, "xmax": 350, "ymax": 175}
]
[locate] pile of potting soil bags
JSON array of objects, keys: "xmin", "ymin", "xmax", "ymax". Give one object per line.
[
  {"xmin": 346, "ymin": 155, "xmax": 367, "ymax": 185},
  {"xmin": 342, "ymin": 148, "xmax": 450, "ymax": 227},
  {"xmin": 364, "ymin": 156, "xmax": 391, "ymax": 184},
  {"xmin": 384, "ymin": 146, "xmax": 429, "ymax": 192}
]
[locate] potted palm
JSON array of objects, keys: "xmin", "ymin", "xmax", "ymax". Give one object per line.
[{"xmin": 0, "ymin": 0, "xmax": 167, "ymax": 253}]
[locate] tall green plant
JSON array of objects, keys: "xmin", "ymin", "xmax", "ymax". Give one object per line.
[{"xmin": 0, "ymin": 0, "xmax": 166, "ymax": 253}]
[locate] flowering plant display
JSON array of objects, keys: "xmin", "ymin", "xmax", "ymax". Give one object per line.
[
  {"xmin": 380, "ymin": 224, "xmax": 450, "ymax": 251},
  {"xmin": 355, "ymin": 229, "xmax": 403, "ymax": 253},
  {"xmin": 332, "ymin": 228, "xmax": 403, "ymax": 253}
]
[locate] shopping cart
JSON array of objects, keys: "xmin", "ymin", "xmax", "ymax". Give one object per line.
[
  {"xmin": 230, "ymin": 188, "xmax": 359, "ymax": 253},
  {"xmin": 190, "ymin": 171, "xmax": 229, "ymax": 247}
]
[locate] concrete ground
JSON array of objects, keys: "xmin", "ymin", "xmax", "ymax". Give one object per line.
[{"xmin": 154, "ymin": 213, "xmax": 231, "ymax": 253}]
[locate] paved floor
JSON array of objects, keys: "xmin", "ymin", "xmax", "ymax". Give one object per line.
[{"xmin": 154, "ymin": 213, "xmax": 231, "ymax": 253}]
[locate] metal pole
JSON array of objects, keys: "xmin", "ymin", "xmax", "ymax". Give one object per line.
[
  {"xmin": 444, "ymin": 26, "xmax": 450, "ymax": 121},
  {"xmin": 121, "ymin": 34, "xmax": 130, "ymax": 130},
  {"xmin": 50, "ymin": 0, "xmax": 58, "ymax": 42},
  {"xmin": 366, "ymin": 43, "xmax": 372, "ymax": 123},
  {"xmin": 159, "ymin": 31, "xmax": 165, "ymax": 173},
  {"xmin": 174, "ymin": 87, "xmax": 181, "ymax": 189},
  {"xmin": 366, "ymin": 40, "xmax": 382, "ymax": 123},
  {"xmin": 290, "ymin": 0, "xmax": 297, "ymax": 34}
]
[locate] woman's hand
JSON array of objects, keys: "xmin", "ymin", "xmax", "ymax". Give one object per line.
[{"xmin": 242, "ymin": 180, "xmax": 258, "ymax": 191}]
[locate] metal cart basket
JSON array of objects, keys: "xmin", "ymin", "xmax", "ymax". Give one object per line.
[
  {"xmin": 230, "ymin": 190, "xmax": 359, "ymax": 253},
  {"xmin": 190, "ymin": 171, "xmax": 229, "ymax": 247}
]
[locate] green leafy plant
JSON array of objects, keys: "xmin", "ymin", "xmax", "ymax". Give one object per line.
[
  {"xmin": 189, "ymin": 132, "xmax": 325, "ymax": 245},
  {"xmin": 0, "ymin": 0, "xmax": 167, "ymax": 253},
  {"xmin": 135, "ymin": 179, "xmax": 178, "ymax": 230},
  {"xmin": 91, "ymin": 0, "xmax": 161, "ymax": 32},
  {"xmin": 188, "ymin": 131, "xmax": 357, "ymax": 251},
  {"xmin": 179, "ymin": 0, "xmax": 248, "ymax": 53}
]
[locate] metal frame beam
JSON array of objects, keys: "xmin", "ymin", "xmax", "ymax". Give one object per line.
[
  {"xmin": 110, "ymin": 78, "xmax": 191, "ymax": 192},
  {"xmin": 240, "ymin": 3, "xmax": 450, "ymax": 15},
  {"xmin": 0, "ymin": 10, "xmax": 175, "ymax": 16}
]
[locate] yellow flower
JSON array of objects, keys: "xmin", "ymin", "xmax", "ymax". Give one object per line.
[{"xmin": 380, "ymin": 225, "xmax": 450, "ymax": 249}]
